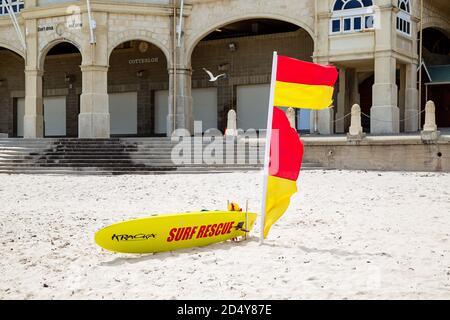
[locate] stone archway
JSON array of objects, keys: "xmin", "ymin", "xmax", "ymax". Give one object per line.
[
  {"xmin": 419, "ymin": 27, "xmax": 450, "ymax": 128},
  {"xmin": 186, "ymin": 13, "xmax": 315, "ymax": 67},
  {"xmin": 0, "ymin": 40, "xmax": 25, "ymax": 60},
  {"xmin": 108, "ymin": 40, "xmax": 169, "ymax": 137},
  {"xmin": 40, "ymin": 41, "xmax": 83, "ymax": 137},
  {"xmin": 0, "ymin": 46, "xmax": 25, "ymax": 137},
  {"xmin": 38, "ymin": 37, "xmax": 83, "ymax": 71},
  {"xmin": 107, "ymin": 31, "xmax": 172, "ymax": 68},
  {"xmin": 188, "ymin": 17, "xmax": 315, "ymax": 132}
]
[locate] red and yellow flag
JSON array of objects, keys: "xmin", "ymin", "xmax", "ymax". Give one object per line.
[
  {"xmin": 262, "ymin": 54, "xmax": 338, "ymax": 239},
  {"xmin": 263, "ymin": 107, "xmax": 304, "ymax": 238},
  {"xmin": 274, "ymin": 55, "xmax": 338, "ymax": 109}
]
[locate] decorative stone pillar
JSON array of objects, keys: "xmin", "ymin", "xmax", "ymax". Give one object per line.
[
  {"xmin": 370, "ymin": 54, "xmax": 399, "ymax": 134},
  {"xmin": 167, "ymin": 67, "xmax": 193, "ymax": 136},
  {"xmin": 79, "ymin": 65, "xmax": 110, "ymax": 138},
  {"xmin": 347, "ymin": 104, "xmax": 365, "ymax": 141},
  {"xmin": 23, "ymin": 68, "xmax": 44, "ymax": 138},
  {"xmin": 404, "ymin": 63, "xmax": 419, "ymax": 132},
  {"xmin": 423, "ymin": 101, "xmax": 437, "ymax": 131},
  {"xmin": 225, "ymin": 109, "xmax": 237, "ymax": 136},
  {"xmin": 421, "ymin": 100, "xmax": 439, "ymax": 142},
  {"xmin": 286, "ymin": 107, "xmax": 296, "ymax": 129}
]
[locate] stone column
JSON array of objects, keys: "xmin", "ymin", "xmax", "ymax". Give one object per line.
[
  {"xmin": 398, "ymin": 64, "xmax": 406, "ymax": 132},
  {"xmin": 167, "ymin": 67, "xmax": 193, "ymax": 136},
  {"xmin": 23, "ymin": 17, "xmax": 43, "ymax": 139},
  {"xmin": 23, "ymin": 68, "xmax": 44, "ymax": 138},
  {"xmin": 78, "ymin": 11, "xmax": 110, "ymax": 138},
  {"xmin": 370, "ymin": 54, "xmax": 399, "ymax": 134},
  {"xmin": 317, "ymin": 108, "xmax": 334, "ymax": 134},
  {"xmin": 79, "ymin": 65, "xmax": 110, "ymax": 138},
  {"xmin": 312, "ymin": 56, "xmax": 335, "ymax": 134},
  {"xmin": 404, "ymin": 63, "xmax": 419, "ymax": 132},
  {"xmin": 349, "ymin": 70, "xmax": 360, "ymax": 111},
  {"xmin": 336, "ymin": 68, "xmax": 347, "ymax": 133}
]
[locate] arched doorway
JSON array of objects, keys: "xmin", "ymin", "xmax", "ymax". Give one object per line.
[
  {"xmin": 108, "ymin": 40, "xmax": 169, "ymax": 137},
  {"xmin": 38, "ymin": 41, "xmax": 82, "ymax": 137},
  {"xmin": 189, "ymin": 18, "xmax": 314, "ymax": 132},
  {"xmin": 420, "ymin": 27, "xmax": 450, "ymax": 128},
  {"xmin": 0, "ymin": 47, "xmax": 25, "ymax": 137}
]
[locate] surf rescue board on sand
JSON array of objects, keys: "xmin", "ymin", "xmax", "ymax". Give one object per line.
[{"xmin": 95, "ymin": 210, "xmax": 257, "ymax": 254}]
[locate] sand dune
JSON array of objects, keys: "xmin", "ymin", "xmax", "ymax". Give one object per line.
[{"xmin": 1, "ymin": 170, "xmax": 449, "ymax": 299}]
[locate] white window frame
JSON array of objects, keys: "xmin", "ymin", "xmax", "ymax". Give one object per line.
[
  {"xmin": 0, "ymin": 0, "xmax": 24, "ymax": 16},
  {"xmin": 396, "ymin": 1, "xmax": 412, "ymax": 37},
  {"xmin": 330, "ymin": 3, "xmax": 375, "ymax": 35}
]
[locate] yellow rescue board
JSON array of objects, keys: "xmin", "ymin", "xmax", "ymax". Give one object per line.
[{"xmin": 95, "ymin": 211, "xmax": 257, "ymax": 254}]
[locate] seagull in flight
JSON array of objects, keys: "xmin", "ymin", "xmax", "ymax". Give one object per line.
[{"xmin": 203, "ymin": 68, "xmax": 227, "ymax": 82}]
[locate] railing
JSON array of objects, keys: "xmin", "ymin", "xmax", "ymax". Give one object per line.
[
  {"xmin": 104, "ymin": 0, "xmax": 171, "ymax": 3},
  {"xmin": 0, "ymin": 0, "xmax": 24, "ymax": 16},
  {"xmin": 36, "ymin": 0, "xmax": 170, "ymax": 5}
]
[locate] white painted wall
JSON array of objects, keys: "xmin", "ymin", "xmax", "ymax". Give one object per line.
[
  {"xmin": 155, "ymin": 90, "xmax": 169, "ymax": 135},
  {"xmin": 44, "ymin": 96, "xmax": 66, "ymax": 136},
  {"xmin": 16, "ymin": 98, "xmax": 25, "ymax": 137},
  {"xmin": 109, "ymin": 92, "xmax": 138, "ymax": 135},
  {"xmin": 236, "ymin": 84, "xmax": 270, "ymax": 130},
  {"xmin": 192, "ymin": 87, "xmax": 218, "ymax": 131},
  {"xmin": 18, "ymin": 97, "xmax": 68, "ymax": 137}
]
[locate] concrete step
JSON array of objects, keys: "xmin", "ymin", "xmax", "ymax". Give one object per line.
[
  {"xmin": 0, "ymin": 137, "xmax": 315, "ymax": 175},
  {"xmin": 0, "ymin": 167, "xmax": 325, "ymax": 176},
  {"xmin": 0, "ymin": 170, "xmax": 258, "ymax": 176},
  {"xmin": 0, "ymin": 163, "xmax": 263, "ymax": 168},
  {"xmin": 0, "ymin": 166, "xmax": 261, "ymax": 173}
]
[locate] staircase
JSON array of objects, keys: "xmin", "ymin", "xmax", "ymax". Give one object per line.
[{"xmin": 0, "ymin": 138, "xmax": 323, "ymax": 175}]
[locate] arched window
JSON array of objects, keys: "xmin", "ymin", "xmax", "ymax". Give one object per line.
[
  {"xmin": 396, "ymin": 0, "xmax": 411, "ymax": 36},
  {"xmin": 331, "ymin": 0, "xmax": 375, "ymax": 34},
  {"xmin": 0, "ymin": 0, "xmax": 24, "ymax": 16}
]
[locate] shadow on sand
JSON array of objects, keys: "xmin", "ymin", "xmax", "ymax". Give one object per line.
[{"xmin": 99, "ymin": 236, "xmax": 260, "ymax": 267}]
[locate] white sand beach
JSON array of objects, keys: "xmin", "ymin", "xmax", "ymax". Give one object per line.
[{"xmin": 1, "ymin": 170, "xmax": 450, "ymax": 300}]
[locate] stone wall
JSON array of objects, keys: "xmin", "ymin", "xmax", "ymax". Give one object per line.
[{"xmin": 303, "ymin": 137, "xmax": 450, "ymax": 172}]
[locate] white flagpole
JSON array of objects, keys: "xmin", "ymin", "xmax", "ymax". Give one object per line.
[
  {"xmin": 259, "ymin": 51, "xmax": 278, "ymax": 244},
  {"xmin": 177, "ymin": 0, "xmax": 185, "ymax": 48},
  {"xmin": 86, "ymin": 0, "xmax": 96, "ymax": 44},
  {"xmin": 4, "ymin": 0, "xmax": 26, "ymax": 51}
]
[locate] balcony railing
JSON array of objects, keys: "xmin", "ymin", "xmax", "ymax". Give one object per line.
[{"xmin": 36, "ymin": 0, "xmax": 170, "ymax": 6}]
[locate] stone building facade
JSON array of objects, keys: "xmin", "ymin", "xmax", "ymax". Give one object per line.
[{"xmin": 0, "ymin": 0, "xmax": 448, "ymax": 138}]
